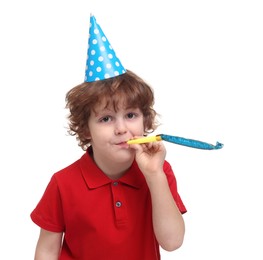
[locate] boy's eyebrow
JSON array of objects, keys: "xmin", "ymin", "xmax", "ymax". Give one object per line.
[
  {"xmin": 93, "ymin": 106, "xmax": 140, "ymax": 115},
  {"xmin": 93, "ymin": 108, "xmax": 113, "ymax": 117},
  {"xmin": 99, "ymin": 107, "xmax": 114, "ymax": 113}
]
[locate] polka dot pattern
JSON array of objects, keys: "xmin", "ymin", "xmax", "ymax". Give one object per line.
[{"xmin": 84, "ymin": 15, "xmax": 126, "ymax": 82}]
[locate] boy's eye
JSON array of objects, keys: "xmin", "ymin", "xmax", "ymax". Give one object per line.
[
  {"xmin": 127, "ymin": 113, "xmax": 136, "ymax": 119},
  {"xmin": 100, "ymin": 116, "xmax": 111, "ymax": 123}
]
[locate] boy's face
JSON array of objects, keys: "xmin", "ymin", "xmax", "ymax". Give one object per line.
[{"xmin": 87, "ymin": 101, "xmax": 145, "ymax": 167}]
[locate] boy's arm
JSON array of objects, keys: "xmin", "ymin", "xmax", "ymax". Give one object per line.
[
  {"xmin": 34, "ymin": 229, "xmax": 63, "ymax": 260},
  {"xmin": 130, "ymin": 141, "xmax": 185, "ymax": 251},
  {"xmin": 145, "ymin": 172, "xmax": 185, "ymax": 251}
]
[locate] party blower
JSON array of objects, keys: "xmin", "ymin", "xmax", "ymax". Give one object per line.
[{"xmin": 127, "ymin": 134, "xmax": 223, "ymax": 150}]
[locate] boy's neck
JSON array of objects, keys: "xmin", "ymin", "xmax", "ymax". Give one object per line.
[{"xmin": 88, "ymin": 148, "xmax": 134, "ymax": 180}]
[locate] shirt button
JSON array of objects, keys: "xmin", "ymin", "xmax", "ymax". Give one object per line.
[
  {"xmin": 113, "ymin": 182, "xmax": 118, "ymax": 186},
  {"xmin": 115, "ymin": 201, "xmax": 122, "ymax": 207}
]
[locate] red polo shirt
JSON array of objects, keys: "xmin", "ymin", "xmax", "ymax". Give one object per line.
[{"xmin": 31, "ymin": 149, "xmax": 186, "ymax": 260}]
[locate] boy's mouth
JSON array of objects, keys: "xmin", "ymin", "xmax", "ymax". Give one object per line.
[{"xmin": 115, "ymin": 141, "xmax": 130, "ymax": 148}]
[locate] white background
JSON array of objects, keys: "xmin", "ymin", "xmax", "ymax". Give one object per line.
[{"xmin": 1, "ymin": 0, "xmax": 262, "ymax": 259}]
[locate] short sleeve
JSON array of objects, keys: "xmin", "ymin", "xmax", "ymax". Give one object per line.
[
  {"xmin": 163, "ymin": 161, "xmax": 187, "ymax": 214},
  {"xmin": 30, "ymin": 175, "xmax": 65, "ymax": 232}
]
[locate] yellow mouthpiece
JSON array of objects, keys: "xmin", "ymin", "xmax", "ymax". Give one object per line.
[{"xmin": 127, "ymin": 135, "xmax": 162, "ymax": 144}]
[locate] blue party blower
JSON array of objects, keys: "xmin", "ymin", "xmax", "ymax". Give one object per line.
[{"xmin": 127, "ymin": 134, "xmax": 223, "ymax": 150}]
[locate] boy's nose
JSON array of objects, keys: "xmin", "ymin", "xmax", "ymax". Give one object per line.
[{"xmin": 114, "ymin": 120, "xmax": 127, "ymax": 135}]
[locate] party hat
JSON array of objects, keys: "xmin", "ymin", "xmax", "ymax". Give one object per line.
[{"xmin": 84, "ymin": 14, "xmax": 126, "ymax": 82}]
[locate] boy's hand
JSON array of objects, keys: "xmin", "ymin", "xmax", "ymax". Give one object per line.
[{"xmin": 129, "ymin": 140, "xmax": 166, "ymax": 178}]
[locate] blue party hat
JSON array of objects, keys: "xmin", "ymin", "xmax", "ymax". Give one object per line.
[{"xmin": 84, "ymin": 14, "xmax": 126, "ymax": 82}]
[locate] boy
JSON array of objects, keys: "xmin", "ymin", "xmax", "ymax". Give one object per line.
[{"xmin": 31, "ymin": 15, "xmax": 186, "ymax": 260}]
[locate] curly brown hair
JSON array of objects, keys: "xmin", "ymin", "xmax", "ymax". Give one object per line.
[{"xmin": 65, "ymin": 70, "xmax": 159, "ymax": 150}]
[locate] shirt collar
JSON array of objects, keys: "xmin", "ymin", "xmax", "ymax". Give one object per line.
[{"xmin": 80, "ymin": 147, "xmax": 145, "ymax": 189}]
